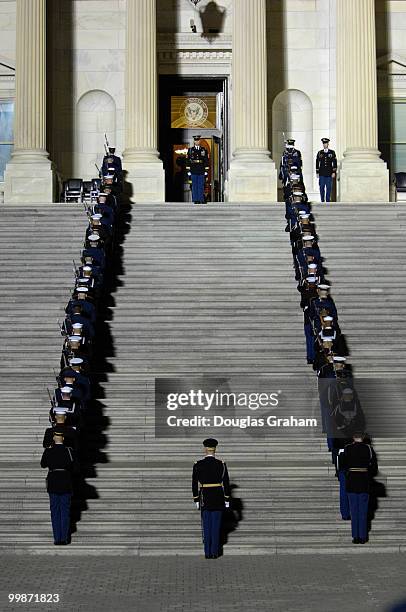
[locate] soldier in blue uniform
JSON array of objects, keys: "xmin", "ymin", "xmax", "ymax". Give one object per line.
[
  {"xmin": 341, "ymin": 433, "xmax": 378, "ymax": 543},
  {"xmin": 41, "ymin": 431, "xmax": 79, "ymax": 544},
  {"xmin": 279, "ymin": 139, "xmax": 303, "ymax": 185},
  {"xmin": 309, "ymin": 283, "xmax": 338, "ymax": 324},
  {"xmin": 186, "ymin": 135, "xmax": 209, "ymax": 204},
  {"xmin": 192, "ymin": 438, "xmax": 231, "ymax": 558},
  {"xmin": 101, "ymin": 147, "xmax": 122, "ymax": 183},
  {"xmin": 43, "ymin": 407, "xmax": 79, "ymax": 450},
  {"xmin": 316, "ymin": 138, "xmax": 337, "ymax": 203}
]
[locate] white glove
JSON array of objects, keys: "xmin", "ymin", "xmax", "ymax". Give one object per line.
[
  {"xmin": 195, "ymin": 502, "xmax": 200, "ymax": 509},
  {"xmin": 204, "ymin": 172, "xmax": 208, "ymax": 176},
  {"xmin": 187, "ymin": 172, "xmax": 191, "ymax": 177},
  {"xmin": 225, "ymin": 502, "xmax": 230, "ymax": 508}
]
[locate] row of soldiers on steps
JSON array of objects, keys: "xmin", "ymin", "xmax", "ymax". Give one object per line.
[
  {"xmin": 281, "ymin": 138, "xmax": 378, "ymax": 545},
  {"xmin": 40, "ymin": 146, "xmax": 123, "ymax": 545}
]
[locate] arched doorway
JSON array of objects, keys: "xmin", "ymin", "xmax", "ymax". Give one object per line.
[
  {"xmin": 272, "ymin": 89, "xmax": 313, "ymax": 195},
  {"xmin": 75, "ymin": 90, "xmax": 116, "ymax": 180}
]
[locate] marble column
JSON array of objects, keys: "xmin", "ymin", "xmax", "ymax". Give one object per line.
[
  {"xmin": 4, "ymin": 0, "xmax": 55, "ymax": 204},
  {"xmin": 226, "ymin": 0, "xmax": 277, "ymax": 202},
  {"xmin": 122, "ymin": 0, "xmax": 164, "ymax": 202},
  {"xmin": 336, "ymin": 0, "xmax": 389, "ymax": 202}
]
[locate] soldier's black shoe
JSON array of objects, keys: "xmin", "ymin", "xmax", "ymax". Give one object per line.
[
  {"xmin": 54, "ymin": 541, "xmax": 61, "ymax": 545},
  {"xmin": 352, "ymin": 538, "xmax": 360, "ymax": 544},
  {"xmin": 211, "ymin": 555, "xmax": 218, "ymax": 559},
  {"xmin": 358, "ymin": 539, "xmax": 367, "ymax": 544},
  {"xmin": 205, "ymin": 555, "xmax": 210, "ymax": 559}
]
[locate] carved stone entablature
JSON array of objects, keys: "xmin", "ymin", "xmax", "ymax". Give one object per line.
[
  {"xmin": 377, "ymin": 54, "xmax": 406, "ymax": 93},
  {"xmin": 158, "ymin": 33, "xmax": 232, "ymax": 51},
  {"xmin": 158, "ymin": 33, "xmax": 232, "ymax": 74}
]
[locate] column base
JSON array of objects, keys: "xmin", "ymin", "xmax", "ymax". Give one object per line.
[
  {"xmin": 338, "ymin": 153, "xmax": 389, "ymax": 202},
  {"xmin": 123, "ymin": 158, "xmax": 165, "ymax": 203},
  {"xmin": 4, "ymin": 156, "xmax": 55, "ymax": 204},
  {"xmin": 226, "ymin": 158, "xmax": 278, "ymax": 202}
]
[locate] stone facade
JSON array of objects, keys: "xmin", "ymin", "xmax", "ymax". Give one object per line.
[{"xmin": 1, "ymin": 0, "xmax": 405, "ymax": 202}]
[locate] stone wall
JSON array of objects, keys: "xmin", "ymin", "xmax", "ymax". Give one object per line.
[{"xmin": 1, "ymin": 0, "xmax": 404, "ymax": 190}]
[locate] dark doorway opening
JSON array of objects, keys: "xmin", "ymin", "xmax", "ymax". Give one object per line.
[{"xmin": 159, "ymin": 76, "xmax": 228, "ymax": 202}]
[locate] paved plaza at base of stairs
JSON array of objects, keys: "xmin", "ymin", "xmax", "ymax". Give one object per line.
[{"xmin": 0, "ymin": 553, "xmax": 405, "ymax": 612}]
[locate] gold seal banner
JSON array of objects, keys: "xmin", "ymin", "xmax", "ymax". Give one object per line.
[{"xmin": 171, "ymin": 96, "xmax": 216, "ymax": 129}]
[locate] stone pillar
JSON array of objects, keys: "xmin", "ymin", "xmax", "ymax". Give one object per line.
[
  {"xmin": 336, "ymin": 0, "xmax": 389, "ymax": 202},
  {"xmin": 226, "ymin": 0, "xmax": 277, "ymax": 202},
  {"xmin": 4, "ymin": 0, "xmax": 55, "ymax": 204},
  {"xmin": 122, "ymin": 0, "xmax": 164, "ymax": 202}
]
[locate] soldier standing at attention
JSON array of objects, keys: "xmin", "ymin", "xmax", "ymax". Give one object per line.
[
  {"xmin": 41, "ymin": 432, "xmax": 78, "ymax": 545},
  {"xmin": 186, "ymin": 135, "xmax": 209, "ymax": 204},
  {"xmin": 342, "ymin": 432, "xmax": 378, "ymax": 544},
  {"xmin": 192, "ymin": 438, "xmax": 231, "ymax": 559},
  {"xmin": 316, "ymin": 138, "xmax": 337, "ymax": 203}
]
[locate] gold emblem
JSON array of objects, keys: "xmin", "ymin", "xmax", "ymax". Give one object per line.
[{"xmin": 180, "ymin": 98, "xmax": 209, "ymax": 127}]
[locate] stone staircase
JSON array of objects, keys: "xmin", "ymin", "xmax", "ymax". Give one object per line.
[{"xmin": 0, "ymin": 202, "xmax": 405, "ymax": 555}]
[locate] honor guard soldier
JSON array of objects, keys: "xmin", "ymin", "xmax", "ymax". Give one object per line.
[
  {"xmin": 309, "ymin": 283, "xmax": 338, "ymax": 325},
  {"xmin": 40, "ymin": 431, "xmax": 79, "ymax": 545},
  {"xmin": 316, "ymin": 138, "xmax": 337, "ymax": 203},
  {"xmin": 192, "ymin": 438, "xmax": 231, "ymax": 559},
  {"xmin": 43, "ymin": 408, "xmax": 78, "ymax": 450},
  {"xmin": 279, "ymin": 139, "xmax": 303, "ymax": 184},
  {"xmin": 300, "ymin": 275, "xmax": 318, "ymax": 363},
  {"xmin": 101, "ymin": 146, "xmax": 122, "ymax": 182},
  {"xmin": 341, "ymin": 433, "xmax": 378, "ymax": 544},
  {"xmin": 58, "ymin": 366, "xmax": 91, "ymax": 402},
  {"xmin": 186, "ymin": 135, "xmax": 209, "ymax": 204}
]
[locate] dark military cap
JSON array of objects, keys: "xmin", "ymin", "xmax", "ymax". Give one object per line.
[
  {"xmin": 321, "ymin": 138, "xmax": 330, "ymax": 144},
  {"xmin": 60, "ymin": 368, "xmax": 77, "ymax": 380},
  {"xmin": 193, "ymin": 135, "xmax": 202, "ymax": 141},
  {"xmin": 286, "ymin": 138, "xmax": 295, "ymax": 145},
  {"xmin": 203, "ymin": 438, "xmax": 218, "ymax": 448}
]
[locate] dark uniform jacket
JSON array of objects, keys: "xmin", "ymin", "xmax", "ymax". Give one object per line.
[
  {"xmin": 40, "ymin": 444, "xmax": 78, "ymax": 494},
  {"xmin": 309, "ymin": 296, "xmax": 338, "ymax": 323},
  {"xmin": 332, "ymin": 398, "xmax": 365, "ymax": 436},
  {"xmin": 66, "ymin": 299, "xmax": 97, "ymax": 324},
  {"xmin": 81, "ymin": 247, "xmax": 106, "ymax": 270},
  {"xmin": 43, "ymin": 425, "xmax": 78, "ymax": 450},
  {"xmin": 340, "ymin": 442, "xmax": 378, "ymax": 493},
  {"xmin": 316, "ymin": 149, "xmax": 337, "ymax": 177},
  {"xmin": 186, "ymin": 146, "xmax": 209, "ymax": 175},
  {"xmin": 192, "ymin": 456, "xmax": 231, "ymax": 510},
  {"xmin": 101, "ymin": 154, "xmax": 122, "ymax": 178},
  {"xmin": 59, "ymin": 368, "xmax": 91, "ymax": 402},
  {"xmin": 279, "ymin": 149, "xmax": 303, "ymax": 180},
  {"xmin": 64, "ymin": 314, "xmax": 95, "ymax": 339}
]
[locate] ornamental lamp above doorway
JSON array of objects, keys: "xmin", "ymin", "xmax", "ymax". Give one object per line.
[{"xmin": 189, "ymin": 0, "xmax": 202, "ymax": 6}]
